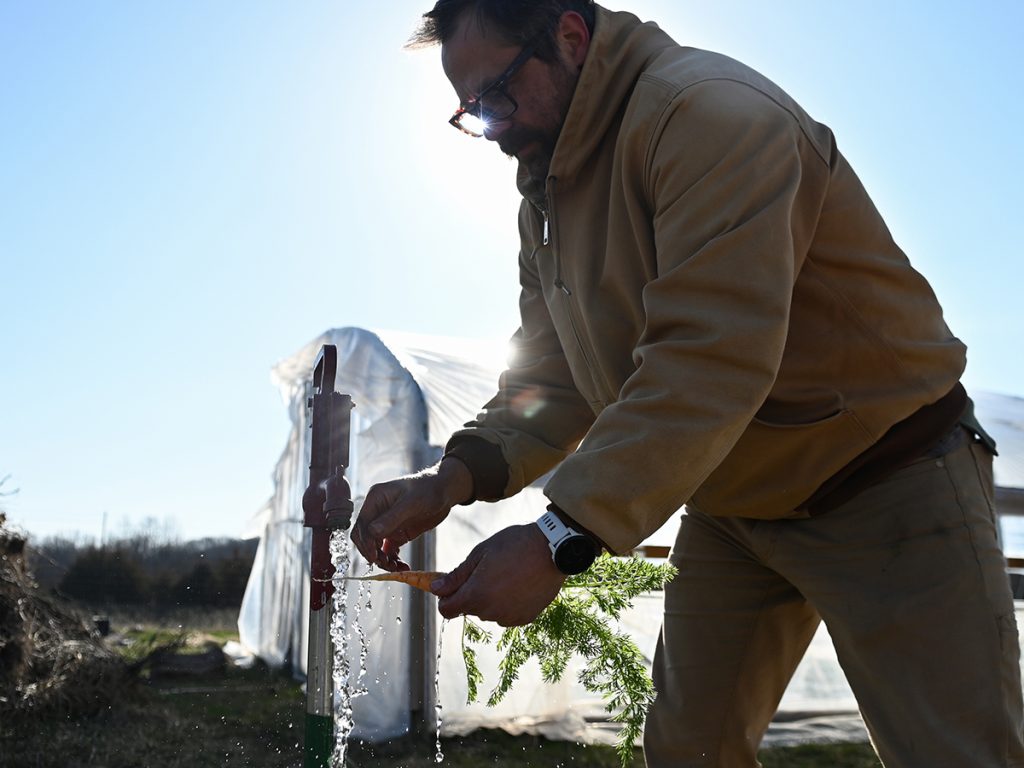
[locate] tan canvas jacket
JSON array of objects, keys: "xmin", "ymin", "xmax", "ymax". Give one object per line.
[{"xmin": 447, "ymin": 6, "xmax": 966, "ymax": 554}]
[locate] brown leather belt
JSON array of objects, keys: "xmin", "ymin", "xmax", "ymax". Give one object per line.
[{"xmin": 802, "ymin": 382, "xmax": 970, "ymax": 515}]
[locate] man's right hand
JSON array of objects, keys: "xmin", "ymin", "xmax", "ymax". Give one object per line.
[{"xmin": 350, "ymin": 458, "xmax": 473, "ymax": 572}]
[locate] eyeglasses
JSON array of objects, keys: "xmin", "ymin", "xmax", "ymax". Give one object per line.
[{"xmin": 449, "ymin": 42, "xmax": 537, "ymax": 137}]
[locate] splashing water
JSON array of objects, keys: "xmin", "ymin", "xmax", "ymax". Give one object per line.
[
  {"xmin": 326, "ymin": 533, "xmax": 441, "ymax": 766},
  {"xmin": 328, "ymin": 530, "xmax": 354, "ymax": 767},
  {"xmin": 329, "ymin": 531, "xmax": 375, "ymax": 767},
  {"xmin": 352, "ymin": 564, "xmax": 372, "ymax": 700},
  {"xmin": 435, "ymin": 618, "xmax": 448, "ymax": 764}
]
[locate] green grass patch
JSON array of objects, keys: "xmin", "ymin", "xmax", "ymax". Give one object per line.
[{"xmin": 110, "ymin": 614, "xmax": 240, "ymax": 669}]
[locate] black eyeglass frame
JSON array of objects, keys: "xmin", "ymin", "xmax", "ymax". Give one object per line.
[{"xmin": 448, "ymin": 41, "xmax": 538, "ymax": 137}]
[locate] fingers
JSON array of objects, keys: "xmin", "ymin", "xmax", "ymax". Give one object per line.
[
  {"xmin": 351, "ymin": 474, "xmax": 451, "ymax": 569},
  {"xmin": 435, "ymin": 525, "xmax": 565, "ymax": 626},
  {"xmin": 378, "ymin": 538, "xmax": 410, "ymax": 572},
  {"xmin": 436, "ymin": 547, "xmax": 487, "ymax": 619},
  {"xmin": 363, "ymin": 536, "xmax": 408, "ymax": 572},
  {"xmin": 433, "ymin": 548, "xmax": 480, "ymax": 599},
  {"xmin": 438, "ymin": 549, "xmax": 543, "ymax": 625},
  {"xmin": 438, "ymin": 585, "xmax": 473, "ymax": 622},
  {"xmin": 350, "ymin": 485, "xmax": 390, "ymax": 565},
  {"xmin": 351, "ymin": 482, "xmax": 412, "ymax": 566}
]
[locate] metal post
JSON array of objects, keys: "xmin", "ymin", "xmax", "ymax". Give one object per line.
[
  {"xmin": 301, "ymin": 345, "xmax": 354, "ymax": 768},
  {"xmin": 408, "ymin": 528, "xmax": 436, "ymax": 736}
]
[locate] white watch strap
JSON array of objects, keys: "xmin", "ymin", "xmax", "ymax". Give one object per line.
[{"xmin": 536, "ymin": 510, "xmax": 577, "ymax": 555}]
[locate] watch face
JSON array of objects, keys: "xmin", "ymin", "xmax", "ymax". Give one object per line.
[{"xmin": 554, "ymin": 535, "xmax": 597, "ymax": 575}]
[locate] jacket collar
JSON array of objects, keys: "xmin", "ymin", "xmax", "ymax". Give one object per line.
[{"xmin": 517, "ymin": 5, "xmax": 678, "ymax": 198}]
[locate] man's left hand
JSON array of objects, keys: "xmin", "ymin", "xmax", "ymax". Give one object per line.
[{"xmin": 431, "ymin": 524, "xmax": 566, "ymax": 627}]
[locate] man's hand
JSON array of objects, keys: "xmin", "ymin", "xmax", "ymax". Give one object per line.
[
  {"xmin": 351, "ymin": 458, "xmax": 472, "ymax": 572},
  {"xmin": 431, "ymin": 524, "xmax": 566, "ymax": 627}
]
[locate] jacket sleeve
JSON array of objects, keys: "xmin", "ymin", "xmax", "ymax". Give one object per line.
[
  {"xmin": 445, "ymin": 203, "xmax": 597, "ymax": 501},
  {"xmin": 544, "ymin": 80, "xmax": 831, "ymax": 553}
]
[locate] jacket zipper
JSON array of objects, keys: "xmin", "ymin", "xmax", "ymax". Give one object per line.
[
  {"xmin": 548, "ymin": 216, "xmax": 569, "ymax": 294},
  {"xmin": 545, "ymin": 178, "xmax": 607, "ymax": 403}
]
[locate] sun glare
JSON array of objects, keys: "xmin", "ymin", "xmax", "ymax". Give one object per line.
[{"xmin": 460, "ymin": 113, "xmax": 487, "ymax": 137}]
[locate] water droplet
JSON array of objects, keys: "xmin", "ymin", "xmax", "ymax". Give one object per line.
[{"xmin": 395, "ymin": 616, "xmax": 402, "ymax": 624}]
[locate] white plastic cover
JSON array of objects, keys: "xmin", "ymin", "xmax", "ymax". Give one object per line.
[
  {"xmin": 974, "ymin": 390, "xmax": 1024, "ymax": 490},
  {"xmin": 238, "ymin": 327, "xmax": 1023, "ymax": 744}
]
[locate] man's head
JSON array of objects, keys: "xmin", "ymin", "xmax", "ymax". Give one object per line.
[{"xmin": 411, "ymin": 1, "xmax": 595, "ymax": 196}]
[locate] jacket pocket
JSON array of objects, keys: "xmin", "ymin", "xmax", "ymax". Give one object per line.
[{"xmin": 690, "ymin": 409, "xmax": 874, "ymax": 518}]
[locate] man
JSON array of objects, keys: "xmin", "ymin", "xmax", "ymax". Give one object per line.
[{"xmin": 351, "ymin": 1, "xmax": 1024, "ymax": 765}]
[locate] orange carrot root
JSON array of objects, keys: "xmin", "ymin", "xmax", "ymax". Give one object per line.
[{"xmin": 342, "ymin": 570, "xmax": 445, "ymax": 594}]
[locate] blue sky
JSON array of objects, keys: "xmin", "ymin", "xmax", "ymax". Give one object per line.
[{"xmin": 1, "ymin": 1, "xmax": 1021, "ymax": 542}]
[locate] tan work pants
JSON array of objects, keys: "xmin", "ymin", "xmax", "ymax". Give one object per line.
[{"xmin": 644, "ymin": 437, "xmax": 1024, "ymax": 767}]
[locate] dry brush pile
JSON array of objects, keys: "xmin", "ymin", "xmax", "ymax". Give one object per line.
[{"xmin": 0, "ymin": 513, "xmax": 135, "ymax": 729}]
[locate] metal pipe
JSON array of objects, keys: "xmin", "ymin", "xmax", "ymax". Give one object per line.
[
  {"xmin": 301, "ymin": 345, "xmax": 353, "ymax": 768},
  {"xmin": 408, "ymin": 529, "xmax": 436, "ymax": 736}
]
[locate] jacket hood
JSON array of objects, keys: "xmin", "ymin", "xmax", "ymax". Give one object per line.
[{"xmin": 523, "ymin": 6, "xmax": 677, "ymax": 192}]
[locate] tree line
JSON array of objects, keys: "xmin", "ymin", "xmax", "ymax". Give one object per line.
[{"xmin": 26, "ymin": 530, "xmax": 259, "ymax": 611}]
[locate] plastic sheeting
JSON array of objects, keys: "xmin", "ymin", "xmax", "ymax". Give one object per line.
[
  {"xmin": 238, "ymin": 327, "xmax": 1024, "ymax": 745},
  {"xmin": 238, "ymin": 328, "xmax": 620, "ymax": 742},
  {"xmin": 974, "ymin": 390, "xmax": 1024, "ymax": 490},
  {"xmin": 238, "ymin": 328, "xmax": 430, "ymax": 739}
]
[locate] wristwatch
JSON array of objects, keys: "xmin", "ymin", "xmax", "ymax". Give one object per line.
[{"xmin": 536, "ymin": 509, "xmax": 598, "ymax": 575}]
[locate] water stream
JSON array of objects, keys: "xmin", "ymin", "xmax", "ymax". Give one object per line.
[
  {"xmin": 327, "ymin": 533, "xmax": 444, "ymax": 766},
  {"xmin": 435, "ymin": 618, "xmax": 448, "ymax": 763},
  {"xmin": 352, "ymin": 565, "xmax": 372, "ymax": 700},
  {"xmin": 330, "ymin": 529, "xmax": 378, "ymax": 767}
]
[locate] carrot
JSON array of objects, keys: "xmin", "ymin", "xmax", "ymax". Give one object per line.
[{"xmin": 342, "ymin": 570, "xmax": 445, "ymax": 594}]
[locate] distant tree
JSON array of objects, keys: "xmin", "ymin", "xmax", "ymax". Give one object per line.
[
  {"xmin": 212, "ymin": 551, "xmax": 254, "ymax": 606},
  {"xmin": 27, "ymin": 534, "xmax": 91, "ymax": 592},
  {"xmin": 39, "ymin": 528, "xmax": 257, "ymax": 610},
  {"xmin": 59, "ymin": 547, "xmax": 146, "ymax": 605},
  {"xmin": 172, "ymin": 561, "xmax": 217, "ymax": 607},
  {"xmin": 116, "ymin": 515, "xmax": 180, "ymax": 560},
  {"xmin": 147, "ymin": 571, "xmax": 175, "ymax": 611}
]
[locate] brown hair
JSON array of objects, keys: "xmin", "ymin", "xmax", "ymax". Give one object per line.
[{"xmin": 408, "ymin": 0, "xmax": 596, "ymax": 63}]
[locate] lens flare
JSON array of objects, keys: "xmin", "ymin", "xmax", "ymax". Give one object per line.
[{"xmin": 461, "ymin": 112, "xmax": 487, "ymax": 137}]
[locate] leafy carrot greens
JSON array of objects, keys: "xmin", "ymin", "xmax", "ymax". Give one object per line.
[{"xmin": 458, "ymin": 554, "xmax": 677, "ymax": 768}]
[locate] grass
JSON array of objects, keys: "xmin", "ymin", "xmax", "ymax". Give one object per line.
[
  {"xmin": 0, "ymin": 665, "xmax": 881, "ymax": 767},
  {"xmin": 351, "ymin": 732, "xmax": 882, "ymax": 767},
  {"xmin": 759, "ymin": 743, "xmax": 882, "ymax": 768},
  {"xmin": 1, "ymin": 663, "xmax": 305, "ymax": 768},
  {"xmin": 0, "ymin": 614, "xmax": 881, "ymax": 768},
  {"xmin": 353, "ymin": 730, "xmax": 631, "ymax": 767}
]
